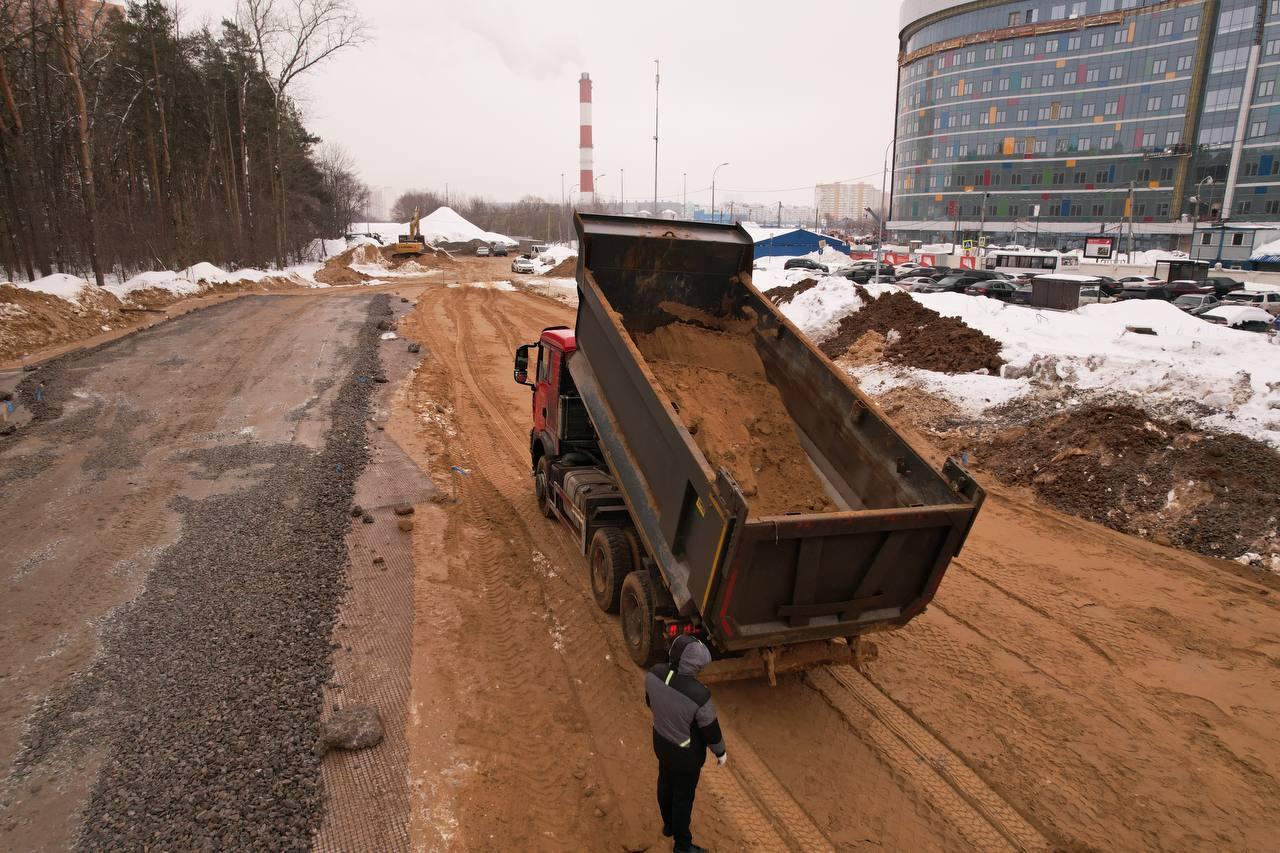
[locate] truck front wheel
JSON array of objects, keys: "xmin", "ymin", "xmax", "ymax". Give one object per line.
[
  {"xmin": 588, "ymin": 528, "xmax": 631, "ymax": 613},
  {"xmin": 619, "ymin": 571, "xmax": 663, "ymax": 668},
  {"xmin": 535, "ymin": 456, "xmax": 554, "ymax": 518}
]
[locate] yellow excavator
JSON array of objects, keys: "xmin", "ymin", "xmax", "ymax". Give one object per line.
[{"xmin": 393, "ymin": 207, "xmax": 427, "ymax": 257}]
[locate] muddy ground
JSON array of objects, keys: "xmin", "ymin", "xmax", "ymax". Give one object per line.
[{"xmin": 1, "ymin": 259, "xmax": 1277, "ymax": 852}]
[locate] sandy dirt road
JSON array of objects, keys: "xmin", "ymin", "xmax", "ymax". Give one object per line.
[{"xmin": 391, "ymin": 276, "xmax": 1280, "ymax": 851}]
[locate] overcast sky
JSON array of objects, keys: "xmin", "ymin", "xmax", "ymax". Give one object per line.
[{"xmin": 174, "ymin": 1, "xmax": 901, "ymax": 210}]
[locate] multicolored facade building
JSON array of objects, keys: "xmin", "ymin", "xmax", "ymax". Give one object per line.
[{"xmin": 891, "ymin": 0, "xmax": 1280, "ymax": 252}]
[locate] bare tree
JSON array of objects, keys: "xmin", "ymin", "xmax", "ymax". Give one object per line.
[
  {"xmin": 239, "ymin": 0, "xmax": 365, "ymax": 266},
  {"xmin": 54, "ymin": 0, "xmax": 104, "ymax": 286}
]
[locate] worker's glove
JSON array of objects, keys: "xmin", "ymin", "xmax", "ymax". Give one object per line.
[{"xmin": 716, "ymin": 752, "xmax": 728, "ymax": 768}]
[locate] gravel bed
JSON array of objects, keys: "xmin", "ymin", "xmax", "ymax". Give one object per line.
[{"xmin": 14, "ymin": 294, "xmax": 390, "ymax": 850}]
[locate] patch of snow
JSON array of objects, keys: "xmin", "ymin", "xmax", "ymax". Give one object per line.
[
  {"xmin": 17, "ymin": 273, "xmax": 94, "ymax": 304},
  {"xmin": 380, "ymin": 332, "xmax": 398, "ymax": 340}
]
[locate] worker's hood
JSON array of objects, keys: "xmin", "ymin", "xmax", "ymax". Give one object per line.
[{"xmin": 670, "ymin": 635, "xmax": 711, "ymax": 676}]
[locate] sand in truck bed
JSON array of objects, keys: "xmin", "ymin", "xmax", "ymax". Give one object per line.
[{"xmin": 633, "ymin": 307, "xmax": 835, "ymax": 517}]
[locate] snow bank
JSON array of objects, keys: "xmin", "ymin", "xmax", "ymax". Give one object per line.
[
  {"xmin": 420, "ymin": 207, "xmax": 516, "ymax": 247},
  {"xmin": 777, "ymin": 278, "xmax": 866, "ymax": 343},
  {"xmin": 107, "ymin": 270, "xmax": 203, "ymax": 299},
  {"xmin": 20, "ymin": 273, "xmax": 95, "ymax": 304},
  {"xmin": 776, "ymin": 287, "xmax": 1280, "ymax": 445}
]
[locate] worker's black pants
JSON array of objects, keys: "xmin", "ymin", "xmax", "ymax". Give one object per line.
[{"xmin": 657, "ymin": 764, "xmax": 701, "ymax": 850}]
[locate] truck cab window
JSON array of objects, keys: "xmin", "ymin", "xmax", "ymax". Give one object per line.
[{"xmin": 537, "ymin": 344, "xmax": 551, "ymax": 383}]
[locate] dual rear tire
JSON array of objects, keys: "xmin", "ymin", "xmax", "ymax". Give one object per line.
[{"xmin": 588, "ymin": 528, "xmax": 662, "ymax": 667}]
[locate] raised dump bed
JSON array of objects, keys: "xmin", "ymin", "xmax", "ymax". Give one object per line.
[{"xmin": 522, "ymin": 214, "xmax": 984, "ymax": 674}]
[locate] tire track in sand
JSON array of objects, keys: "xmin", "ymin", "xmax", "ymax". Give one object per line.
[
  {"xmin": 809, "ymin": 665, "xmax": 1050, "ymax": 852},
  {"xmin": 434, "ymin": 286, "xmax": 833, "ymax": 850}
]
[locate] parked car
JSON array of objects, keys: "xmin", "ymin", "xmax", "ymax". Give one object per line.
[
  {"xmin": 1117, "ymin": 282, "xmax": 1172, "ymax": 301},
  {"xmin": 476, "ymin": 245, "xmax": 491, "ymax": 257},
  {"xmin": 1091, "ymin": 275, "xmax": 1122, "ymax": 296},
  {"xmin": 922, "ymin": 274, "xmax": 980, "ymax": 293},
  {"xmin": 965, "ymin": 280, "xmax": 1018, "ymax": 301},
  {"xmin": 1118, "ymin": 275, "xmax": 1163, "ymax": 285},
  {"xmin": 1222, "ymin": 288, "xmax": 1280, "ymax": 315},
  {"xmin": 1165, "ymin": 280, "xmax": 1215, "ymax": 298},
  {"xmin": 894, "ymin": 262, "xmax": 924, "ymax": 276},
  {"xmin": 1078, "ymin": 287, "xmax": 1116, "ymax": 305},
  {"xmin": 898, "ymin": 275, "xmax": 938, "ymax": 288},
  {"xmin": 511, "ymin": 256, "xmax": 536, "ymax": 274},
  {"xmin": 867, "ymin": 275, "xmax": 899, "ymax": 284},
  {"xmin": 1173, "ymin": 293, "xmax": 1220, "ymax": 313},
  {"xmin": 1200, "ymin": 305, "xmax": 1275, "ymax": 331},
  {"xmin": 1012, "ymin": 283, "xmax": 1034, "ymax": 304},
  {"xmin": 784, "ymin": 257, "xmax": 828, "ymax": 273},
  {"xmin": 1204, "ymin": 275, "xmax": 1243, "ymax": 297},
  {"xmin": 492, "ymin": 245, "xmax": 509, "ymax": 257}
]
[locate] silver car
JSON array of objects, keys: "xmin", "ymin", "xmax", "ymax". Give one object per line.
[{"xmin": 511, "ymin": 256, "xmax": 536, "ymax": 274}]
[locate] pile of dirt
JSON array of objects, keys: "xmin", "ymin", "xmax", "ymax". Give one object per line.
[
  {"xmin": 380, "ymin": 245, "xmax": 457, "ymax": 271},
  {"xmin": 978, "ymin": 404, "xmax": 1280, "ymax": 560},
  {"xmin": 0, "ymin": 283, "xmax": 132, "ymax": 362},
  {"xmin": 634, "ymin": 305, "xmax": 834, "ymax": 516},
  {"xmin": 542, "ymin": 257, "xmax": 576, "ymax": 277},
  {"xmin": 766, "ymin": 277, "xmax": 820, "ymax": 306},
  {"xmin": 316, "ymin": 246, "xmax": 378, "ymax": 286},
  {"xmin": 820, "ymin": 290, "xmax": 1004, "ymax": 374}
]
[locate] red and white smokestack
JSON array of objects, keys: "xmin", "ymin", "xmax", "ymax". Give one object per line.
[{"xmin": 579, "ymin": 72, "xmax": 594, "ymax": 205}]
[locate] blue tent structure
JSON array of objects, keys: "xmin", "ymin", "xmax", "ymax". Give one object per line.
[{"xmin": 750, "ymin": 228, "xmax": 850, "ymax": 259}]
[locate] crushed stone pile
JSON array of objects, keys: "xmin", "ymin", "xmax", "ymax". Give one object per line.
[
  {"xmin": 766, "ymin": 277, "xmax": 820, "ymax": 306},
  {"xmin": 820, "ymin": 289, "xmax": 1005, "ymax": 374},
  {"xmin": 979, "ymin": 404, "xmax": 1280, "ymax": 562},
  {"xmin": 633, "ymin": 303, "xmax": 834, "ymax": 516}
]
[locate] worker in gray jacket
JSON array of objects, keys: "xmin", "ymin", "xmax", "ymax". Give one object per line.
[{"xmin": 644, "ymin": 634, "xmax": 727, "ymax": 853}]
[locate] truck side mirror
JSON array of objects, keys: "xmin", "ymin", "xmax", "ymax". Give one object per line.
[{"xmin": 514, "ymin": 343, "xmax": 536, "ymax": 387}]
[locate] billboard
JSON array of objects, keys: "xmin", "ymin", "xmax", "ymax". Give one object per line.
[{"xmin": 1085, "ymin": 236, "xmax": 1117, "ymax": 259}]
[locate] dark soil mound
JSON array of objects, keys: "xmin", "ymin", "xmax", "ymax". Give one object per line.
[
  {"xmin": 766, "ymin": 277, "xmax": 821, "ymax": 305},
  {"xmin": 543, "ymin": 257, "xmax": 576, "ymax": 277},
  {"xmin": 820, "ymin": 290, "xmax": 1004, "ymax": 374},
  {"xmin": 979, "ymin": 404, "xmax": 1280, "ymax": 560}
]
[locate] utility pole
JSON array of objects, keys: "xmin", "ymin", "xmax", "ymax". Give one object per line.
[
  {"xmin": 682, "ymin": 173, "xmax": 687, "ymax": 219},
  {"xmin": 653, "ymin": 59, "xmax": 660, "ymax": 211},
  {"xmin": 979, "ymin": 191, "xmax": 989, "ymax": 252},
  {"xmin": 1127, "ymin": 180, "xmax": 1135, "ymax": 260},
  {"xmin": 711, "ymin": 162, "xmax": 728, "ymax": 223},
  {"xmin": 621, "ymin": 168, "xmax": 625, "ymax": 215},
  {"xmin": 729, "ymin": 201, "xmax": 735, "ymax": 224},
  {"xmin": 777, "ymin": 201, "xmax": 782, "ymax": 227},
  {"xmin": 560, "ymin": 172, "xmax": 565, "ymax": 241}
]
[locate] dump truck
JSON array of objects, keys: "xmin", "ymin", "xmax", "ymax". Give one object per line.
[{"xmin": 513, "ymin": 214, "xmax": 985, "ymax": 682}]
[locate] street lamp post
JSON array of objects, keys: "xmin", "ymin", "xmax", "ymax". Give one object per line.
[
  {"xmin": 711, "ymin": 162, "xmax": 729, "ymax": 223},
  {"xmin": 1191, "ymin": 175, "xmax": 1214, "ymax": 258},
  {"xmin": 682, "ymin": 172, "xmax": 687, "ymax": 219},
  {"xmin": 621, "ymin": 168, "xmax": 625, "ymax": 215},
  {"xmin": 594, "ymin": 173, "xmax": 608, "ymax": 210}
]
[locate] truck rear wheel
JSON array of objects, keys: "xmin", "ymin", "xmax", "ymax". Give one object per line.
[
  {"xmin": 588, "ymin": 528, "xmax": 631, "ymax": 613},
  {"xmin": 619, "ymin": 571, "xmax": 663, "ymax": 668},
  {"xmin": 535, "ymin": 456, "xmax": 553, "ymax": 518}
]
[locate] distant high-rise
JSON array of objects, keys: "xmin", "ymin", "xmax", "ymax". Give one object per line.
[
  {"xmin": 579, "ymin": 73, "xmax": 594, "ymax": 206},
  {"xmin": 816, "ymin": 182, "xmax": 881, "ymax": 222}
]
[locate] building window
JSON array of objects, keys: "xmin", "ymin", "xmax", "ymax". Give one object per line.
[
  {"xmin": 1034, "ymin": 139, "xmax": 1049, "ymax": 153},
  {"xmin": 1085, "ymin": 68, "xmax": 1100, "ymax": 83},
  {"xmin": 1135, "ymin": 203, "xmax": 1147, "ymax": 216},
  {"xmin": 1091, "ymin": 203, "xmax": 1106, "ymax": 215},
  {"xmin": 1057, "ymin": 139, "xmax": 1070, "ymax": 152},
  {"xmin": 1051, "ymin": 4, "xmax": 1066, "ymax": 19},
  {"xmin": 1038, "ymin": 106, "xmax": 1052, "ymax": 120},
  {"xmin": 1137, "ymin": 168, "xmax": 1150, "ymax": 181},
  {"xmin": 983, "ymin": 80, "xmax": 993, "ymax": 93},
  {"xmin": 1000, "ymin": 78, "xmax": 1011, "ymax": 91},
  {"xmin": 1153, "ymin": 59, "xmax": 1167, "ymax": 75},
  {"xmin": 1070, "ymin": 203, "xmax": 1083, "ymax": 216},
  {"xmin": 1200, "ymin": 233, "xmax": 1214, "ymax": 245},
  {"xmin": 948, "ymin": 116, "xmax": 957, "ymax": 127},
  {"xmin": 1267, "ymin": 200, "xmax": 1280, "ymax": 214},
  {"xmin": 1075, "ymin": 172, "xmax": 1088, "ymax": 184},
  {"xmin": 1061, "ymin": 105, "xmax": 1074, "ymax": 119},
  {"xmin": 1184, "ymin": 14, "xmax": 1199, "ymax": 32},
  {"xmin": 1100, "ymin": 136, "xmax": 1115, "ymax": 150},
  {"xmin": 996, "ymin": 110, "xmax": 1007, "ymax": 121},
  {"xmin": 1012, "ymin": 173, "xmax": 1023, "ymax": 185},
  {"xmin": 1260, "ymin": 80, "xmax": 1276, "ymax": 98},
  {"xmin": 1068, "ymin": 36, "xmax": 1080, "ymax": 51},
  {"xmin": 1078, "ymin": 137, "xmax": 1092, "ymax": 150},
  {"xmin": 1211, "ymin": 47, "xmax": 1250, "ymax": 74},
  {"xmin": 1018, "ymin": 108, "xmax": 1030, "ymax": 121},
  {"xmin": 1177, "ymin": 55, "xmax": 1193, "ymax": 72},
  {"xmin": 1205, "ymin": 87, "xmax": 1243, "ymax": 112},
  {"xmin": 961, "ymin": 114, "xmax": 972, "ymax": 126},
  {"xmin": 990, "ymin": 173, "xmax": 1001, "ymax": 185},
  {"xmin": 1090, "ymin": 32, "xmax": 1105, "ymax": 48},
  {"xmin": 1031, "ymin": 172, "xmax": 1043, "ymax": 184},
  {"xmin": 945, "ymin": 145, "xmax": 955, "ymax": 157},
  {"xmin": 967, "ymin": 50, "xmax": 976, "ymax": 63},
  {"xmin": 1072, "ymin": 1, "xmax": 1085, "ymax": 15},
  {"xmin": 1021, "ymin": 75, "xmax": 1033, "ymax": 89},
  {"xmin": 1114, "ymin": 29, "xmax": 1126, "ymax": 45},
  {"xmin": 1046, "ymin": 39, "xmax": 1059, "ymax": 54},
  {"xmin": 977, "ymin": 143, "xmax": 988, "ymax": 155},
  {"xmin": 1246, "ymin": 162, "xmax": 1260, "ymax": 176},
  {"xmin": 958, "ymin": 144, "xmax": 969, "ymax": 156},
  {"xmin": 1142, "ymin": 132, "xmax": 1156, "ymax": 147},
  {"xmin": 1104, "ymin": 100, "xmax": 1119, "ymax": 115},
  {"xmin": 1041, "ymin": 73, "xmax": 1055, "ymax": 87},
  {"xmin": 1157, "ymin": 203, "xmax": 1169, "ymax": 217},
  {"xmin": 1081, "ymin": 103, "xmax": 1096, "ymax": 117},
  {"xmin": 1250, "ymin": 120, "xmax": 1268, "ymax": 138},
  {"xmin": 1219, "ymin": 6, "xmax": 1255, "ymax": 34},
  {"xmin": 1198, "ymin": 125, "xmax": 1234, "ymax": 145},
  {"xmin": 1159, "ymin": 167, "xmax": 1173, "ymax": 180},
  {"xmin": 1024, "ymin": 42, "xmax": 1035, "ymax": 56},
  {"xmin": 1171, "ymin": 93, "xmax": 1187, "ymax": 109},
  {"xmin": 1002, "ymin": 44, "xmax": 1014, "ymax": 59},
  {"xmin": 944, "ymin": 175, "xmax": 952, "ymax": 186},
  {"xmin": 1158, "ymin": 21, "xmax": 1174, "ymax": 37},
  {"xmin": 985, "ymin": 46, "xmax": 995, "ymax": 60},
  {"xmin": 1146, "ymin": 96, "xmax": 1162, "ymax": 111},
  {"xmin": 1064, "ymin": 71, "xmax": 1078, "ymax": 85},
  {"xmin": 1052, "ymin": 171, "xmax": 1065, "ymax": 184},
  {"xmin": 1109, "ymin": 65, "xmax": 1124, "ymax": 81},
  {"xmin": 1009, "ymin": 11, "xmax": 1021, "ymax": 25},
  {"xmin": 1009, "ymin": 205, "xmax": 1019, "ymax": 217},
  {"xmin": 1096, "ymin": 170, "xmax": 1109, "ymax": 182}
]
